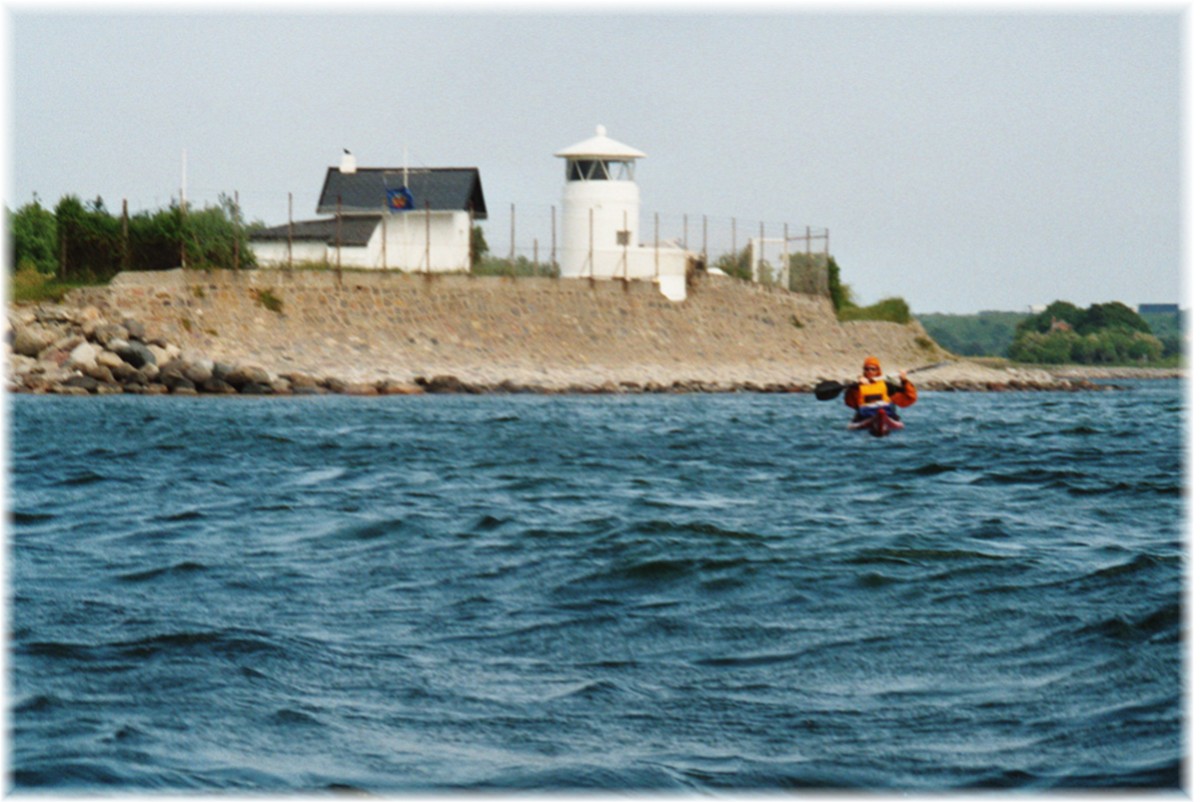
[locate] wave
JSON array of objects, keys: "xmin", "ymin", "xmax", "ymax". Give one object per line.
[{"xmin": 118, "ymin": 561, "xmax": 208, "ymax": 583}]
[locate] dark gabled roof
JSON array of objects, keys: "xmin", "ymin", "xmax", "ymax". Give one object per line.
[
  {"xmin": 248, "ymin": 217, "xmax": 380, "ymax": 247},
  {"xmin": 316, "ymin": 167, "xmax": 487, "ymax": 220}
]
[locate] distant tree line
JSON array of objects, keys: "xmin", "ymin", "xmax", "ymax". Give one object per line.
[
  {"xmin": 919, "ymin": 301, "xmax": 1181, "ymax": 365},
  {"xmin": 8, "ymin": 194, "xmax": 258, "ymax": 281}
]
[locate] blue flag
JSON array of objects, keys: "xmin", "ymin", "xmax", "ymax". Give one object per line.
[{"xmin": 386, "ymin": 186, "xmax": 415, "ymax": 211}]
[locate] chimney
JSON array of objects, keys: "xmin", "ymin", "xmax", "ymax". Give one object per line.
[{"xmin": 340, "ymin": 150, "xmax": 357, "ymax": 174}]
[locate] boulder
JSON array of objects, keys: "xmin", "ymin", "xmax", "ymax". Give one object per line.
[
  {"xmin": 183, "ymin": 359, "xmax": 214, "ymax": 385},
  {"xmin": 67, "ymin": 342, "xmax": 99, "ymax": 370},
  {"xmin": 269, "ymin": 378, "xmax": 293, "ymax": 395},
  {"xmin": 227, "ymin": 364, "xmax": 271, "ymax": 388},
  {"xmin": 108, "ymin": 361, "xmax": 140, "ymax": 383},
  {"xmin": 378, "ymin": 379, "xmax": 423, "ymax": 395},
  {"xmin": 147, "ymin": 344, "xmax": 171, "ymax": 366},
  {"xmin": 344, "ymin": 382, "xmax": 379, "ymax": 396},
  {"xmin": 115, "ymin": 340, "xmax": 156, "ymax": 369},
  {"xmin": 122, "ymin": 318, "xmax": 146, "ymax": 340},
  {"xmin": 92, "ymin": 323, "xmax": 129, "ymax": 347},
  {"xmin": 82, "ymin": 363, "xmax": 116, "ymax": 384},
  {"xmin": 239, "ymin": 381, "xmax": 273, "ymax": 395},
  {"xmin": 12, "ymin": 323, "xmax": 56, "ymax": 357},
  {"xmin": 199, "ymin": 378, "xmax": 237, "ymax": 395},
  {"xmin": 96, "ymin": 349, "xmax": 126, "ymax": 370},
  {"xmin": 281, "ymin": 372, "xmax": 320, "ymax": 389},
  {"xmin": 63, "ymin": 374, "xmax": 99, "ymax": 393},
  {"xmin": 160, "ymin": 372, "xmax": 194, "ymax": 392},
  {"xmin": 418, "ymin": 375, "xmax": 474, "ymax": 394}
]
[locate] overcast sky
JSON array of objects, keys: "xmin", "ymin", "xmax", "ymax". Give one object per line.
[{"xmin": 6, "ymin": 8, "xmax": 1185, "ymax": 314}]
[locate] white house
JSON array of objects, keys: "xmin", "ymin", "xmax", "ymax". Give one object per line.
[
  {"xmin": 250, "ymin": 153, "xmax": 487, "ymax": 271},
  {"xmin": 555, "ymin": 126, "xmax": 695, "ymax": 301}
]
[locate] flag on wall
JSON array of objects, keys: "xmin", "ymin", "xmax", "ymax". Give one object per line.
[{"xmin": 387, "ymin": 187, "xmax": 415, "ymax": 211}]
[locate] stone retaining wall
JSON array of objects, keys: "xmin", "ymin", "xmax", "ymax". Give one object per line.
[{"xmin": 64, "ymin": 269, "xmax": 948, "ymax": 389}]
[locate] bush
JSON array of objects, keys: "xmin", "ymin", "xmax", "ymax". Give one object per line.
[
  {"xmin": 8, "ymin": 199, "xmax": 58, "ymax": 275},
  {"xmin": 838, "ymin": 296, "xmax": 912, "ymax": 324}
]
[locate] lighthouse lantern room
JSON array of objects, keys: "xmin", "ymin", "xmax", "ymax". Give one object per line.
[{"xmin": 555, "ymin": 125, "xmax": 692, "ymax": 300}]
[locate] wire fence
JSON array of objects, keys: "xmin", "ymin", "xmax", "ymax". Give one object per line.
[
  {"xmin": 474, "ymin": 202, "xmax": 830, "ymax": 296},
  {"xmin": 21, "ymin": 186, "xmax": 832, "ymax": 298}
]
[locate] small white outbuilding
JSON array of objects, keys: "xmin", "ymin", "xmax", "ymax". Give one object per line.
[
  {"xmin": 555, "ymin": 126, "xmax": 695, "ymax": 301},
  {"xmin": 250, "ymin": 153, "xmax": 487, "ymax": 272}
]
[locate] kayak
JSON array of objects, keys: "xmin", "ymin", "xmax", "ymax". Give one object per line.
[{"xmin": 848, "ymin": 407, "xmax": 904, "ymax": 438}]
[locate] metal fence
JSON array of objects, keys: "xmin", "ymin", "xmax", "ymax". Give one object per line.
[
  {"xmin": 114, "ymin": 187, "xmax": 832, "ymax": 297},
  {"xmin": 476, "ymin": 202, "xmax": 831, "ymax": 296}
]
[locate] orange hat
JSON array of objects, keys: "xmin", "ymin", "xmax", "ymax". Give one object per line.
[{"xmin": 863, "ymin": 356, "xmax": 881, "ymax": 370}]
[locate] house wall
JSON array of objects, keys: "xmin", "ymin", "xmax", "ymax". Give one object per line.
[
  {"xmin": 252, "ymin": 240, "xmax": 329, "ymax": 267},
  {"xmin": 251, "ymin": 210, "xmax": 472, "ymax": 273},
  {"xmin": 371, "ymin": 210, "xmax": 471, "ymax": 272}
]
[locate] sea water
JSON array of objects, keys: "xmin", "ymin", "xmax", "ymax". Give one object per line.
[{"xmin": 7, "ymin": 382, "xmax": 1185, "ymax": 791}]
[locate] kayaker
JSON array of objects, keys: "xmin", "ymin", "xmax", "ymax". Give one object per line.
[{"xmin": 844, "ymin": 356, "xmax": 917, "ymax": 422}]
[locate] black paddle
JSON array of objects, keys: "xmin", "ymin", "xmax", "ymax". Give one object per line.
[{"xmin": 814, "ymin": 361, "xmax": 951, "ymax": 401}]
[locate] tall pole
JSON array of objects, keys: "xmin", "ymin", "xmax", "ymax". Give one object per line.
[
  {"xmin": 654, "ymin": 212, "xmax": 660, "ymax": 279},
  {"xmin": 180, "ymin": 148, "xmax": 188, "ymax": 269},
  {"xmin": 233, "ymin": 191, "xmax": 240, "ymax": 270},
  {"xmin": 121, "ymin": 199, "xmax": 130, "ymax": 272},
  {"xmin": 287, "ymin": 192, "xmax": 294, "ymax": 269},
  {"xmin": 336, "ymin": 194, "xmax": 343, "ymax": 278},
  {"xmin": 622, "ymin": 209, "xmax": 629, "ymax": 280},
  {"xmin": 783, "ymin": 223, "xmax": 789, "ymax": 292},
  {"xmin": 381, "ymin": 202, "xmax": 388, "ymax": 270}
]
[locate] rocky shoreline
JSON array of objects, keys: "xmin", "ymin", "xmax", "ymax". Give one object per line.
[{"xmin": 6, "ymin": 301, "xmax": 1178, "ymax": 397}]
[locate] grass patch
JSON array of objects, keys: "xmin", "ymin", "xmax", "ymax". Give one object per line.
[
  {"xmin": 255, "ymin": 288, "xmax": 284, "ymax": 314},
  {"xmin": 8, "ymin": 267, "xmax": 104, "ymax": 304}
]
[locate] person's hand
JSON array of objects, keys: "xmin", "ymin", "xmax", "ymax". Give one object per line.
[{"xmin": 899, "ymin": 370, "xmax": 908, "ymax": 381}]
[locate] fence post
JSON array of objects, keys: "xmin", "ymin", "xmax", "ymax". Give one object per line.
[
  {"xmin": 654, "ymin": 212, "xmax": 660, "ymax": 279},
  {"xmin": 233, "ymin": 191, "xmax": 240, "ymax": 270},
  {"xmin": 731, "ymin": 217, "xmax": 737, "ymax": 276},
  {"xmin": 287, "ymin": 192, "xmax": 294, "ymax": 269},
  {"xmin": 623, "ymin": 210, "xmax": 629, "ymax": 280},
  {"xmin": 783, "ymin": 223, "xmax": 789, "ymax": 292},
  {"xmin": 467, "ymin": 202, "xmax": 475, "ymax": 274},
  {"xmin": 121, "ymin": 199, "xmax": 130, "ymax": 272}
]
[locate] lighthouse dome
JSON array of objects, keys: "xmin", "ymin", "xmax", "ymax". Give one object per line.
[{"xmin": 554, "ymin": 125, "xmax": 647, "ymax": 160}]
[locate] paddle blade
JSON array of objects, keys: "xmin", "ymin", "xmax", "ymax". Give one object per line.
[{"xmin": 814, "ymin": 380, "xmax": 848, "ymax": 401}]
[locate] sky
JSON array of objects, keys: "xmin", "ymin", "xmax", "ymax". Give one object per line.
[{"xmin": 4, "ymin": 5, "xmax": 1186, "ymax": 314}]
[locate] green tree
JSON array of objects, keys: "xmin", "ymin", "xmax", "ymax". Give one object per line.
[
  {"xmin": 1077, "ymin": 301, "xmax": 1151, "ymax": 335},
  {"xmin": 470, "ymin": 224, "xmax": 489, "ymax": 268},
  {"xmin": 54, "ymin": 194, "xmax": 121, "ymax": 279},
  {"xmin": 715, "ymin": 243, "xmax": 752, "ymax": 281},
  {"xmin": 8, "ymin": 199, "xmax": 59, "ymax": 274}
]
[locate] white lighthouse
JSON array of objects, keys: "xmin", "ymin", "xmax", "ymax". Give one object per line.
[{"xmin": 555, "ymin": 125, "xmax": 692, "ymax": 300}]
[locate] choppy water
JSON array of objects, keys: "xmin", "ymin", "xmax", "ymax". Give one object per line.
[{"xmin": 8, "ymin": 382, "xmax": 1185, "ymax": 791}]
